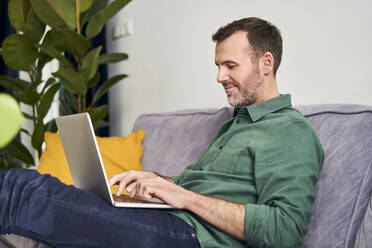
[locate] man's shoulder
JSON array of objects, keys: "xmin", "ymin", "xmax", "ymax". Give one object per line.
[
  {"xmin": 263, "ymin": 106, "xmax": 309, "ymax": 126},
  {"xmin": 258, "ymin": 106, "xmax": 323, "ymax": 154},
  {"xmin": 278, "ymin": 107, "xmax": 322, "ymax": 145},
  {"xmin": 262, "ymin": 106, "xmax": 319, "ymax": 140},
  {"xmin": 281, "ymin": 106, "xmax": 310, "ymax": 123}
]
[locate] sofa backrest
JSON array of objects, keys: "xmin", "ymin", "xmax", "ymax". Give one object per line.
[
  {"xmin": 296, "ymin": 104, "xmax": 372, "ymax": 248},
  {"xmin": 132, "ymin": 104, "xmax": 372, "ymax": 248}
]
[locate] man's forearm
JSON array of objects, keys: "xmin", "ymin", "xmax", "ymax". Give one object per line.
[{"xmin": 184, "ymin": 190, "xmax": 246, "ymax": 241}]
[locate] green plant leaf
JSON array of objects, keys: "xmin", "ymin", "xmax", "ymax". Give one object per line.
[
  {"xmin": 98, "ymin": 52, "xmax": 128, "ymax": 64},
  {"xmin": 30, "ymin": 0, "xmax": 76, "ymax": 29},
  {"xmin": 0, "ymin": 75, "xmax": 28, "ymax": 92},
  {"xmin": 53, "ymin": 68, "xmax": 87, "ymax": 95},
  {"xmin": 86, "ymin": 0, "xmax": 131, "ymax": 39},
  {"xmin": 13, "ymin": 91, "xmax": 40, "ymax": 105},
  {"xmin": 37, "ymin": 44, "xmax": 74, "ymax": 69},
  {"xmin": 0, "ymin": 94, "xmax": 24, "ymax": 148},
  {"xmin": 31, "ymin": 118, "xmax": 45, "ymax": 157},
  {"xmin": 0, "ymin": 150, "xmax": 24, "ymax": 169},
  {"xmin": 59, "ymin": 97, "xmax": 74, "ymax": 115},
  {"xmin": 30, "ymin": 72, "xmax": 43, "ymax": 90},
  {"xmin": 8, "ymin": 0, "xmax": 31, "ymax": 31},
  {"xmin": 59, "ymin": 89, "xmax": 78, "ymax": 113},
  {"xmin": 90, "ymin": 74, "xmax": 127, "ymax": 106},
  {"xmin": 3, "ymin": 140, "xmax": 35, "ymax": 165},
  {"xmin": 42, "ymin": 29, "xmax": 65, "ymax": 52},
  {"xmin": 21, "ymin": 128, "xmax": 32, "ymax": 136},
  {"xmin": 0, "ymin": 158, "xmax": 7, "ymax": 170},
  {"xmin": 24, "ymin": 8, "xmax": 46, "ymax": 43},
  {"xmin": 87, "ymin": 72, "xmax": 101, "ymax": 89},
  {"xmin": 63, "ymin": 90, "xmax": 78, "ymax": 112},
  {"xmin": 92, "ymin": 119, "xmax": 109, "ymax": 131},
  {"xmin": 15, "ymin": 78, "xmax": 32, "ymax": 90},
  {"xmin": 1, "ymin": 34, "xmax": 38, "ymax": 71},
  {"xmin": 38, "ymin": 83, "xmax": 60, "ymax": 118},
  {"xmin": 43, "ymin": 29, "xmax": 91, "ymax": 59},
  {"xmin": 45, "ymin": 119, "xmax": 57, "ymax": 133},
  {"xmin": 0, "ymin": 153, "xmax": 24, "ymax": 169},
  {"xmin": 37, "ymin": 53, "xmax": 53, "ymax": 71},
  {"xmin": 80, "ymin": 0, "xmax": 94, "ymax": 12},
  {"xmin": 41, "ymin": 77, "xmax": 56, "ymax": 95},
  {"xmin": 80, "ymin": 46, "xmax": 102, "ymax": 81},
  {"xmin": 22, "ymin": 112, "xmax": 36, "ymax": 120},
  {"xmin": 80, "ymin": 0, "xmax": 108, "ymax": 27},
  {"xmin": 86, "ymin": 105, "xmax": 108, "ymax": 121},
  {"xmin": 60, "ymin": 29, "xmax": 92, "ymax": 59}
]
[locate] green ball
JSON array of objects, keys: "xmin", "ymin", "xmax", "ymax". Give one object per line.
[{"xmin": 0, "ymin": 93, "xmax": 24, "ymax": 148}]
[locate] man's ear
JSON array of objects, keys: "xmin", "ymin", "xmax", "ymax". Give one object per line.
[{"xmin": 260, "ymin": 52, "xmax": 274, "ymax": 76}]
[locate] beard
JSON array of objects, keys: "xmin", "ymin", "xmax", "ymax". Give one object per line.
[{"xmin": 224, "ymin": 68, "xmax": 263, "ymax": 107}]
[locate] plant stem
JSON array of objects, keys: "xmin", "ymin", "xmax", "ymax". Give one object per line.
[
  {"xmin": 28, "ymin": 70, "xmax": 39, "ymax": 118},
  {"xmin": 27, "ymin": 71, "xmax": 34, "ymax": 86},
  {"xmin": 76, "ymin": 0, "xmax": 82, "ymax": 112},
  {"xmin": 32, "ymin": 104, "xmax": 37, "ymax": 134},
  {"xmin": 78, "ymin": 95, "xmax": 81, "ymax": 112},
  {"xmin": 77, "ymin": 59, "xmax": 82, "ymax": 112},
  {"xmin": 76, "ymin": 0, "xmax": 80, "ymax": 34},
  {"xmin": 83, "ymin": 96, "xmax": 86, "ymax": 111}
]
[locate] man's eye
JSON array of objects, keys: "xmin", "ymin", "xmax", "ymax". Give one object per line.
[{"xmin": 227, "ymin": 65, "xmax": 236, "ymax": 69}]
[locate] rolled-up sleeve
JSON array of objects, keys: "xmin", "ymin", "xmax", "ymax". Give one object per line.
[
  {"xmin": 170, "ymin": 175, "xmax": 181, "ymax": 184},
  {"xmin": 244, "ymin": 120, "xmax": 324, "ymax": 248}
]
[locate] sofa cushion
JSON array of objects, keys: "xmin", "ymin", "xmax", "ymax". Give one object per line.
[
  {"xmin": 132, "ymin": 107, "xmax": 233, "ymax": 176},
  {"xmin": 355, "ymin": 193, "xmax": 372, "ymax": 248},
  {"xmin": 295, "ymin": 104, "xmax": 372, "ymax": 248}
]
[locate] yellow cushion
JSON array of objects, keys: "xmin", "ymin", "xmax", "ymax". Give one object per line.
[{"xmin": 36, "ymin": 130, "xmax": 145, "ymax": 194}]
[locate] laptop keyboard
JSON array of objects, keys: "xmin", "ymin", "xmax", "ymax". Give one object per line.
[{"xmin": 112, "ymin": 194, "xmax": 165, "ymax": 204}]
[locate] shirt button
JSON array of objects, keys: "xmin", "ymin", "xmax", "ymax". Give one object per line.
[{"xmin": 219, "ymin": 145, "xmax": 223, "ymax": 150}]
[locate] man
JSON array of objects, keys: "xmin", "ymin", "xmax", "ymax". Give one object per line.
[{"xmin": 0, "ymin": 17, "xmax": 323, "ymax": 248}]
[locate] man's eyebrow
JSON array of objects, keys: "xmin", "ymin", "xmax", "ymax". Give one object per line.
[{"xmin": 215, "ymin": 60, "xmax": 238, "ymax": 66}]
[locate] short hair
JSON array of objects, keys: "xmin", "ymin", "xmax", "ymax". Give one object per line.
[{"xmin": 212, "ymin": 17, "xmax": 283, "ymax": 76}]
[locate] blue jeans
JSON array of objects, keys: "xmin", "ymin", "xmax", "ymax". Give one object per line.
[{"xmin": 0, "ymin": 169, "xmax": 200, "ymax": 248}]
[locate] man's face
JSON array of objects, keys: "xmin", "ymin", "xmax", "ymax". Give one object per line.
[{"xmin": 215, "ymin": 31, "xmax": 263, "ymax": 107}]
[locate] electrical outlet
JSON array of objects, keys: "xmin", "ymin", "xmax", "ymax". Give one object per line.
[{"xmin": 112, "ymin": 21, "xmax": 133, "ymax": 39}]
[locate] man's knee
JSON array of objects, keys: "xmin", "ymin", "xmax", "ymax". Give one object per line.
[
  {"xmin": 4, "ymin": 168, "xmax": 39, "ymax": 183},
  {"xmin": 1, "ymin": 169, "xmax": 57, "ymax": 194}
]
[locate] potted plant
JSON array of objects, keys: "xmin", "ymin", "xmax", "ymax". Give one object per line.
[{"xmin": 0, "ymin": 0, "xmax": 131, "ymax": 168}]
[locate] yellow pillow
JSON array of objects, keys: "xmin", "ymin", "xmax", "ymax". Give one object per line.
[{"xmin": 36, "ymin": 130, "xmax": 145, "ymax": 194}]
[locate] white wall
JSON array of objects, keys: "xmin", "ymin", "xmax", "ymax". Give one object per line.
[{"xmin": 106, "ymin": 0, "xmax": 372, "ymax": 136}]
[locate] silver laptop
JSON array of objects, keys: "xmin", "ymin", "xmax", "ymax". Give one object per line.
[{"xmin": 55, "ymin": 113, "xmax": 173, "ymax": 209}]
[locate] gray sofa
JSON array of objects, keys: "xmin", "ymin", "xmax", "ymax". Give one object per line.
[{"xmin": 1, "ymin": 104, "xmax": 372, "ymax": 248}]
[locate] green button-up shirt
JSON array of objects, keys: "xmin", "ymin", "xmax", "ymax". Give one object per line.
[{"xmin": 169, "ymin": 94, "xmax": 324, "ymax": 248}]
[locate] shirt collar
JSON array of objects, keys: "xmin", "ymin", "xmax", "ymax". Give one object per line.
[{"xmin": 233, "ymin": 94, "xmax": 292, "ymax": 122}]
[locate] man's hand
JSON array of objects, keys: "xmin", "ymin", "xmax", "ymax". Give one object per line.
[
  {"xmin": 109, "ymin": 171, "xmax": 189, "ymax": 208},
  {"xmin": 109, "ymin": 171, "xmax": 158, "ymax": 196}
]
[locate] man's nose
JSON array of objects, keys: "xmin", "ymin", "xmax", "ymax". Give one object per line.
[{"xmin": 217, "ymin": 68, "xmax": 229, "ymax": 84}]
